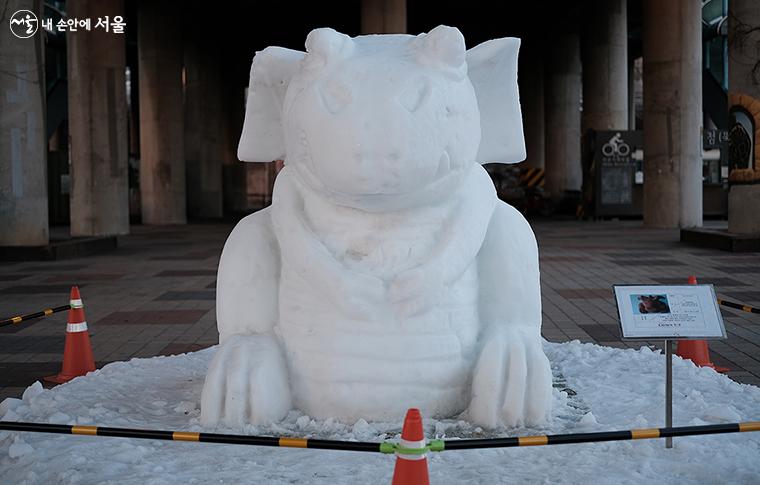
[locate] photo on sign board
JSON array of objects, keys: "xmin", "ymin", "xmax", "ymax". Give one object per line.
[{"xmin": 630, "ymin": 294, "xmax": 671, "ymax": 315}]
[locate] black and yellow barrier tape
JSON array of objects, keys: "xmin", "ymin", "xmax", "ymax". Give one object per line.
[
  {"xmin": 0, "ymin": 304, "xmax": 70, "ymax": 328},
  {"xmin": 442, "ymin": 422, "xmax": 760, "ymax": 450},
  {"xmin": 718, "ymin": 298, "xmax": 760, "ymax": 315},
  {"xmin": 0, "ymin": 421, "xmax": 385, "ymax": 453},
  {"xmin": 1, "ymin": 421, "xmax": 758, "ymax": 453}
]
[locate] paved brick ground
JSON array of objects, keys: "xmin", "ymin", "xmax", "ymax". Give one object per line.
[
  {"xmin": 536, "ymin": 220, "xmax": 760, "ymax": 388},
  {"xmin": 1, "ymin": 219, "xmax": 758, "ymax": 402}
]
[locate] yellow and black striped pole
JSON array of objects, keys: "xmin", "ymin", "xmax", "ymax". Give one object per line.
[
  {"xmin": 0, "ymin": 421, "xmax": 385, "ymax": 453},
  {"xmin": 718, "ymin": 298, "xmax": 760, "ymax": 315},
  {"xmin": 1, "ymin": 421, "xmax": 758, "ymax": 453},
  {"xmin": 0, "ymin": 304, "xmax": 70, "ymax": 328},
  {"xmin": 440, "ymin": 422, "xmax": 760, "ymax": 450}
]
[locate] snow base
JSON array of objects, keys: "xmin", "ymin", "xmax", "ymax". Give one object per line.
[{"xmin": 2, "ymin": 341, "xmax": 759, "ymax": 484}]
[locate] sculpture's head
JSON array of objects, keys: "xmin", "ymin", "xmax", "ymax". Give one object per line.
[{"xmin": 238, "ymin": 26, "xmax": 525, "ymax": 210}]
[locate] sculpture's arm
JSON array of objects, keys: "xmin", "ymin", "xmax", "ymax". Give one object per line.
[
  {"xmin": 432, "ymin": 164, "xmax": 498, "ymax": 284},
  {"xmin": 216, "ymin": 208, "xmax": 280, "ymax": 342},
  {"xmin": 477, "ymin": 200, "xmax": 542, "ymax": 333},
  {"xmin": 467, "ymin": 200, "xmax": 551, "ymax": 428}
]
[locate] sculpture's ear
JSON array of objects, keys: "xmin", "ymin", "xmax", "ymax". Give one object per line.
[
  {"xmin": 466, "ymin": 37, "xmax": 526, "ymax": 164},
  {"xmin": 237, "ymin": 46, "xmax": 305, "ymax": 162},
  {"xmin": 304, "ymin": 27, "xmax": 354, "ymax": 70}
]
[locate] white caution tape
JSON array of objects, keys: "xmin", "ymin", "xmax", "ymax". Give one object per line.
[
  {"xmin": 397, "ymin": 437, "xmax": 427, "ymax": 460},
  {"xmin": 67, "ymin": 321, "xmax": 88, "ymax": 333},
  {"xmin": 70, "ymin": 299, "xmax": 83, "ymax": 308}
]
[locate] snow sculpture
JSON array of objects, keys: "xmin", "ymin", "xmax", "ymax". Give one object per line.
[{"xmin": 201, "ymin": 25, "xmax": 553, "ymax": 428}]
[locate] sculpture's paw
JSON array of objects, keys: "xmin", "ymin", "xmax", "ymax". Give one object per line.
[
  {"xmin": 200, "ymin": 335, "xmax": 292, "ymax": 427},
  {"xmin": 388, "ymin": 267, "xmax": 445, "ymax": 317},
  {"xmin": 468, "ymin": 326, "xmax": 552, "ymax": 428}
]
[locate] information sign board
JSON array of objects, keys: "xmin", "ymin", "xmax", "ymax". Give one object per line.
[{"xmin": 613, "ymin": 285, "xmax": 726, "ymax": 340}]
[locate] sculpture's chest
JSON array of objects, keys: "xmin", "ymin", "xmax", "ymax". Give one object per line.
[
  {"xmin": 271, "ymin": 167, "xmax": 489, "ymax": 337},
  {"xmin": 301, "ymin": 191, "xmax": 455, "ymax": 280}
]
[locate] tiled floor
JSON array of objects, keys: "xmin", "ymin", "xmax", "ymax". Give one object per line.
[
  {"xmin": 1, "ymin": 219, "xmax": 758, "ymax": 402},
  {"xmin": 0, "ymin": 224, "xmax": 226, "ymax": 401},
  {"xmin": 535, "ymin": 220, "xmax": 760, "ymax": 387}
]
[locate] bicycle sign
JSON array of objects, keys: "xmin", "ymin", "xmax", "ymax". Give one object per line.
[
  {"xmin": 592, "ymin": 130, "xmax": 642, "ymax": 217},
  {"xmin": 601, "ymin": 132, "xmax": 631, "ymax": 158}
]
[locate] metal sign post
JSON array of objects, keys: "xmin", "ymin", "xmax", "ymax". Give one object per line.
[
  {"xmin": 665, "ymin": 339, "xmax": 673, "ymax": 449},
  {"xmin": 613, "ymin": 284, "xmax": 727, "ymax": 450}
]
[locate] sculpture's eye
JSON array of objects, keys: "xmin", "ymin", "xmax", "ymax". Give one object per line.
[
  {"xmin": 320, "ymin": 80, "xmax": 353, "ymax": 114},
  {"xmin": 399, "ymin": 77, "xmax": 431, "ymax": 113}
]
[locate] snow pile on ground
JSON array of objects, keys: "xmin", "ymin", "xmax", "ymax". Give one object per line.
[{"xmin": 2, "ymin": 341, "xmax": 759, "ymax": 484}]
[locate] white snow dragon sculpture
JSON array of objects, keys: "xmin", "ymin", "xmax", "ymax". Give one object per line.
[{"xmin": 201, "ymin": 25, "xmax": 553, "ymax": 429}]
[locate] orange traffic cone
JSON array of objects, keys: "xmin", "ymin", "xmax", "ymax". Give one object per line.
[
  {"xmin": 45, "ymin": 286, "xmax": 96, "ymax": 384},
  {"xmin": 675, "ymin": 276, "xmax": 728, "ymax": 373},
  {"xmin": 392, "ymin": 408, "xmax": 430, "ymax": 485}
]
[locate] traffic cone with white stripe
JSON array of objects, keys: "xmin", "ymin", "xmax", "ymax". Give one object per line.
[
  {"xmin": 391, "ymin": 408, "xmax": 430, "ymax": 485},
  {"xmin": 45, "ymin": 286, "xmax": 96, "ymax": 384},
  {"xmin": 675, "ymin": 276, "xmax": 728, "ymax": 373}
]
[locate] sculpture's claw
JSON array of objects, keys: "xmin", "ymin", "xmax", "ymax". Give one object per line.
[
  {"xmin": 468, "ymin": 326, "xmax": 552, "ymax": 428},
  {"xmin": 200, "ymin": 335, "xmax": 292, "ymax": 427}
]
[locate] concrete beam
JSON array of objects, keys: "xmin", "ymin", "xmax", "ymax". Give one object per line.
[
  {"xmin": 545, "ymin": 32, "xmax": 582, "ymax": 198},
  {"xmin": 67, "ymin": 0, "xmax": 130, "ymax": 236},
  {"xmin": 361, "ymin": 0, "xmax": 406, "ymax": 34},
  {"xmin": 521, "ymin": 54, "xmax": 545, "ymax": 170},
  {"xmin": 137, "ymin": 0, "xmax": 186, "ymax": 224},
  {"xmin": 0, "ymin": 0, "xmax": 49, "ymax": 246},
  {"xmin": 184, "ymin": 36, "xmax": 224, "ymax": 219},
  {"xmin": 582, "ymin": 0, "xmax": 628, "ymax": 133},
  {"xmin": 642, "ymin": 0, "xmax": 702, "ymax": 228}
]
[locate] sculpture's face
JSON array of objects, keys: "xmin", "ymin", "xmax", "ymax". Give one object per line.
[
  {"xmin": 237, "ymin": 26, "xmax": 526, "ymax": 206},
  {"xmin": 283, "ymin": 31, "xmax": 481, "ymax": 210}
]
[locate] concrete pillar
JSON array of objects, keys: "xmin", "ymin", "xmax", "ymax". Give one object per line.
[
  {"xmin": 521, "ymin": 54, "xmax": 545, "ymax": 169},
  {"xmin": 727, "ymin": 0, "xmax": 760, "ymax": 234},
  {"xmin": 628, "ymin": 56, "xmax": 637, "ymax": 130},
  {"xmin": 544, "ymin": 32, "xmax": 582, "ymax": 198},
  {"xmin": 642, "ymin": 0, "xmax": 702, "ymax": 228},
  {"xmin": 67, "ymin": 0, "xmax": 130, "ymax": 236},
  {"xmin": 581, "ymin": 0, "xmax": 628, "ymax": 133},
  {"xmin": 138, "ymin": 0, "xmax": 186, "ymax": 224},
  {"xmin": 184, "ymin": 37, "xmax": 224, "ymax": 219},
  {"xmin": 361, "ymin": 0, "xmax": 406, "ymax": 34},
  {"xmin": 222, "ymin": 85, "xmax": 249, "ymax": 214},
  {"xmin": 0, "ymin": 0, "xmax": 48, "ymax": 246}
]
